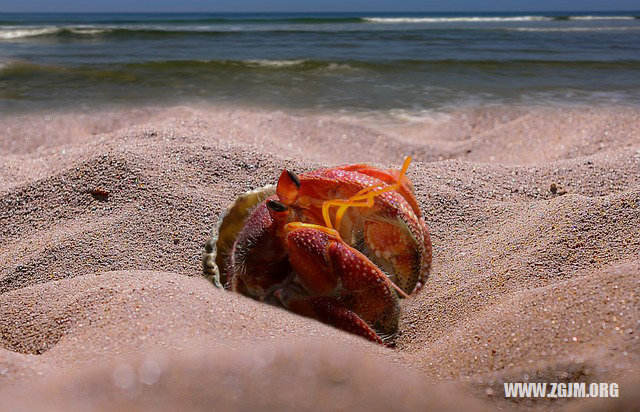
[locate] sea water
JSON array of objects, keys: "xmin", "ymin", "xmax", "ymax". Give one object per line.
[{"xmin": 1, "ymin": 11, "xmax": 639, "ymax": 115}]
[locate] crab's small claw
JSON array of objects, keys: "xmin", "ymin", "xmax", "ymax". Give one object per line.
[
  {"xmin": 277, "ymin": 222, "xmax": 400, "ymax": 344},
  {"xmin": 228, "ymin": 202, "xmax": 291, "ymax": 300}
]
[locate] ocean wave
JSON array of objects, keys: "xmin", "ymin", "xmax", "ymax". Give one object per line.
[
  {"xmin": 0, "ymin": 17, "xmax": 367, "ymax": 30},
  {"xmin": 0, "ymin": 26, "xmax": 116, "ymax": 40},
  {"xmin": 0, "ymin": 24, "xmax": 372, "ymax": 41},
  {"xmin": 136, "ymin": 58, "xmax": 640, "ymax": 74},
  {"xmin": 45, "ymin": 17, "xmax": 366, "ymax": 25},
  {"xmin": 1, "ymin": 15, "xmax": 638, "ymax": 36},
  {"xmin": 136, "ymin": 59, "xmax": 361, "ymax": 72},
  {"xmin": 570, "ymin": 15, "xmax": 637, "ymax": 20},
  {"xmin": 4, "ymin": 59, "xmax": 640, "ymax": 79},
  {"xmin": 363, "ymin": 16, "xmax": 554, "ymax": 23},
  {"xmin": 246, "ymin": 59, "xmax": 308, "ymax": 67},
  {"xmin": 509, "ymin": 27, "xmax": 640, "ymax": 32},
  {"xmin": 0, "ymin": 27, "xmax": 60, "ymax": 40},
  {"xmin": 363, "ymin": 15, "xmax": 640, "ymax": 23},
  {"xmin": 2, "ymin": 15, "xmax": 639, "ymax": 41},
  {"xmin": 67, "ymin": 28, "xmax": 112, "ymax": 35},
  {"xmin": 244, "ymin": 59, "xmax": 355, "ymax": 69},
  {"xmin": 0, "ymin": 26, "xmax": 236, "ymax": 40},
  {"xmin": 250, "ymin": 17, "xmax": 364, "ymax": 24},
  {"xmin": 109, "ymin": 17, "xmax": 365, "ymax": 24}
]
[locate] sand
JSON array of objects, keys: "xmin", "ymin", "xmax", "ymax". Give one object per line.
[{"xmin": 0, "ymin": 104, "xmax": 639, "ymax": 411}]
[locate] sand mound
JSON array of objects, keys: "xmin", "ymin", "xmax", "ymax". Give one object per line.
[
  {"xmin": 0, "ymin": 341, "xmax": 489, "ymax": 412},
  {"xmin": 1, "ymin": 105, "xmax": 639, "ymax": 410}
]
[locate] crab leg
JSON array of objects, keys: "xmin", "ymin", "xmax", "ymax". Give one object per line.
[
  {"xmin": 277, "ymin": 295, "xmax": 385, "ymax": 344},
  {"xmin": 276, "ymin": 222, "xmax": 400, "ymax": 344}
]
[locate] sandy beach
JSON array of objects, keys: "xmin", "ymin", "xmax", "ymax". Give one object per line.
[{"xmin": 0, "ymin": 104, "xmax": 639, "ymax": 410}]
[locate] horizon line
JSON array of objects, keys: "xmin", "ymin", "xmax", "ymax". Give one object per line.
[{"xmin": 2, "ymin": 10, "xmax": 640, "ymax": 14}]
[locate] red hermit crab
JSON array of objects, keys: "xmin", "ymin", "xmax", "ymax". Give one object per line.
[{"xmin": 203, "ymin": 157, "xmax": 432, "ymax": 344}]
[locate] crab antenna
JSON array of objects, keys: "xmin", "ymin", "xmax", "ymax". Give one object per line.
[
  {"xmin": 321, "ymin": 156, "xmax": 413, "ymax": 231},
  {"xmin": 322, "ymin": 198, "xmax": 371, "ymax": 229},
  {"xmin": 399, "ymin": 155, "xmax": 411, "ymax": 178},
  {"xmin": 322, "ymin": 202, "xmax": 334, "ymax": 229}
]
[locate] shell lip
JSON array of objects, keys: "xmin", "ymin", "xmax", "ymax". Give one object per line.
[{"xmin": 202, "ymin": 185, "xmax": 276, "ymax": 288}]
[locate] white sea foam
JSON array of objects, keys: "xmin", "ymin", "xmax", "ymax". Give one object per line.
[
  {"xmin": 363, "ymin": 15, "xmax": 638, "ymax": 23},
  {"xmin": 325, "ymin": 62, "xmax": 354, "ymax": 70},
  {"xmin": 363, "ymin": 16, "xmax": 552, "ymax": 23},
  {"xmin": 68, "ymin": 28, "xmax": 111, "ymax": 35},
  {"xmin": 570, "ymin": 15, "xmax": 636, "ymax": 20},
  {"xmin": 0, "ymin": 26, "xmax": 113, "ymax": 40},
  {"xmin": 245, "ymin": 59, "xmax": 355, "ymax": 70},
  {"xmin": 246, "ymin": 59, "xmax": 307, "ymax": 67},
  {"xmin": 510, "ymin": 27, "xmax": 640, "ymax": 32},
  {"xmin": 0, "ymin": 27, "xmax": 60, "ymax": 40}
]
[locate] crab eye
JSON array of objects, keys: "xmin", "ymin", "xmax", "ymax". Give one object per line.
[
  {"xmin": 266, "ymin": 199, "xmax": 288, "ymax": 212},
  {"xmin": 286, "ymin": 170, "xmax": 301, "ymax": 188},
  {"xmin": 276, "ymin": 169, "xmax": 300, "ymax": 206}
]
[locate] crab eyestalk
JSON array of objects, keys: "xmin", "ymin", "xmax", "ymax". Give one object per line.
[
  {"xmin": 321, "ymin": 156, "xmax": 413, "ymax": 231},
  {"xmin": 276, "ymin": 169, "xmax": 301, "ymax": 206}
]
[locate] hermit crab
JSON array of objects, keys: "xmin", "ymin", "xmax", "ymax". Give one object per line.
[{"xmin": 203, "ymin": 157, "xmax": 432, "ymax": 344}]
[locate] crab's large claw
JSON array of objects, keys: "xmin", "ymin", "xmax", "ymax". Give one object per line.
[
  {"xmin": 362, "ymin": 212, "xmax": 431, "ymax": 296},
  {"xmin": 275, "ymin": 223, "xmax": 400, "ymax": 344}
]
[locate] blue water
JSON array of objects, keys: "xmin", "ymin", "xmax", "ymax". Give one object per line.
[{"xmin": 1, "ymin": 12, "xmax": 639, "ymax": 114}]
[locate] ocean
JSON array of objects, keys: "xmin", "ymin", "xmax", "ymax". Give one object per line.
[{"xmin": 1, "ymin": 11, "xmax": 640, "ymax": 116}]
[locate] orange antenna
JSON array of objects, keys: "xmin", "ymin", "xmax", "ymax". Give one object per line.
[{"xmin": 321, "ymin": 156, "xmax": 412, "ymax": 231}]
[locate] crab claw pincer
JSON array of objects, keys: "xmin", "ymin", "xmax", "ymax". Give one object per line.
[{"xmin": 275, "ymin": 222, "xmax": 400, "ymax": 344}]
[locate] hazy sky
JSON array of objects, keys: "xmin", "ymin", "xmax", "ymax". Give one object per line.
[{"xmin": 2, "ymin": 0, "xmax": 639, "ymax": 13}]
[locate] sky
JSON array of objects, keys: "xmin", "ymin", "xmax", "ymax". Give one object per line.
[{"xmin": 1, "ymin": 0, "xmax": 639, "ymax": 13}]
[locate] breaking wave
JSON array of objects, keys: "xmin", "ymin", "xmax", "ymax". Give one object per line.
[
  {"xmin": 508, "ymin": 27, "xmax": 640, "ymax": 32},
  {"xmin": 364, "ymin": 15, "xmax": 639, "ymax": 23},
  {"xmin": 0, "ymin": 26, "xmax": 114, "ymax": 40},
  {"xmin": 363, "ymin": 16, "xmax": 553, "ymax": 23},
  {"xmin": 1, "ymin": 14, "xmax": 639, "ymax": 40}
]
